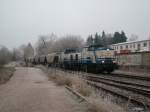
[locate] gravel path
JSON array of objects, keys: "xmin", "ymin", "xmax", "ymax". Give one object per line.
[{"xmin": 0, "ymin": 67, "xmax": 77, "ymax": 112}]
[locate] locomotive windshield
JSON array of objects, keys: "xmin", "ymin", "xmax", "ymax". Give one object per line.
[
  {"xmin": 64, "ymin": 48, "xmax": 80, "ymax": 54},
  {"xmin": 96, "ymin": 47, "xmax": 114, "ymax": 51}
]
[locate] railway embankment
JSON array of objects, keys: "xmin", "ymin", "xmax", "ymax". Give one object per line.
[{"xmin": 41, "ymin": 67, "xmax": 127, "ymax": 112}]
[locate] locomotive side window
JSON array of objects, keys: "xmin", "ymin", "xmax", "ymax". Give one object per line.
[
  {"xmin": 70, "ymin": 55, "xmax": 73, "ymax": 60},
  {"xmin": 54, "ymin": 56, "xmax": 59, "ymax": 63},
  {"xmin": 143, "ymin": 42, "xmax": 147, "ymax": 47},
  {"xmin": 38, "ymin": 58, "xmax": 40, "ymax": 63},
  {"xmin": 133, "ymin": 44, "xmax": 135, "ymax": 48},
  {"xmin": 137, "ymin": 43, "xmax": 141, "ymax": 50},
  {"xmin": 75, "ymin": 54, "xmax": 78, "ymax": 60}
]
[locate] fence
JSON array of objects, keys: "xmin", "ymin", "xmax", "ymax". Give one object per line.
[{"xmin": 115, "ymin": 51, "xmax": 150, "ymax": 71}]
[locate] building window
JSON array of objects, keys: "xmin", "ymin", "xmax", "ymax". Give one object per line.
[
  {"xmin": 137, "ymin": 43, "xmax": 141, "ymax": 50},
  {"xmin": 126, "ymin": 45, "xmax": 128, "ymax": 49},
  {"xmin": 143, "ymin": 43, "xmax": 147, "ymax": 47},
  {"xmin": 120, "ymin": 46, "xmax": 123, "ymax": 50},
  {"xmin": 133, "ymin": 44, "xmax": 135, "ymax": 48},
  {"xmin": 130, "ymin": 44, "xmax": 132, "ymax": 48},
  {"xmin": 70, "ymin": 55, "xmax": 73, "ymax": 60}
]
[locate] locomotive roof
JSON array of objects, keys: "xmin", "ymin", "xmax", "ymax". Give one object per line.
[
  {"xmin": 64, "ymin": 48, "xmax": 80, "ymax": 53},
  {"xmin": 84, "ymin": 44, "xmax": 104, "ymax": 48},
  {"xmin": 84, "ymin": 45, "xmax": 114, "ymax": 50}
]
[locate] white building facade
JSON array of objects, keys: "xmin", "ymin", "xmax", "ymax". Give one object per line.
[{"xmin": 111, "ymin": 40, "xmax": 150, "ymax": 54}]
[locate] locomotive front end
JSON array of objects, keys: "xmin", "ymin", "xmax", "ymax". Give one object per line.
[{"xmin": 95, "ymin": 47, "xmax": 118, "ymax": 73}]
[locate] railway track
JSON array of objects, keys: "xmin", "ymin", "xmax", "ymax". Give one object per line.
[
  {"xmin": 86, "ymin": 75, "xmax": 150, "ymax": 96},
  {"xmin": 111, "ymin": 72, "xmax": 150, "ymax": 81},
  {"xmin": 86, "ymin": 73, "xmax": 150, "ymax": 87},
  {"xmin": 51, "ymin": 68, "xmax": 150, "ymax": 108},
  {"xmin": 86, "ymin": 80, "xmax": 150, "ymax": 108},
  {"xmin": 84, "ymin": 73, "xmax": 150, "ymax": 107}
]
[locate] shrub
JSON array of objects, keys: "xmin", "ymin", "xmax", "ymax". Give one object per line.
[
  {"xmin": 49, "ymin": 73, "xmax": 73, "ymax": 87},
  {"xmin": 77, "ymin": 83, "xmax": 92, "ymax": 97}
]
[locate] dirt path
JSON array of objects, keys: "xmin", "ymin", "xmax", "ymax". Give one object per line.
[{"xmin": 0, "ymin": 67, "xmax": 77, "ymax": 112}]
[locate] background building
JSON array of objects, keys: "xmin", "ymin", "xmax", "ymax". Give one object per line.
[
  {"xmin": 24, "ymin": 43, "xmax": 34, "ymax": 58},
  {"xmin": 111, "ymin": 40, "xmax": 150, "ymax": 54}
]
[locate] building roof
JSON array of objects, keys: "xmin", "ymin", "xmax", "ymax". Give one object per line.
[{"xmin": 111, "ymin": 39, "xmax": 150, "ymax": 46}]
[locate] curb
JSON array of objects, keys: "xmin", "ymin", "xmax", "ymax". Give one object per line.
[{"xmin": 65, "ymin": 86, "xmax": 89, "ymax": 103}]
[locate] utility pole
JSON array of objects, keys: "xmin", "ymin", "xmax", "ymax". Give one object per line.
[{"xmin": 40, "ymin": 36, "xmax": 48, "ymax": 55}]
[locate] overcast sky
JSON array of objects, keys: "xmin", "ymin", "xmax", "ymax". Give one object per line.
[{"xmin": 0, "ymin": 0, "xmax": 150, "ymax": 49}]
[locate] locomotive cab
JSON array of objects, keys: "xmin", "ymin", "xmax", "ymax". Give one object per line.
[
  {"xmin": 62, "ymin": 48, "xmax": 81, "ymax": 70},
  {"xmin": 81, "ymin": 45, "xmax": 118, "ymax": 73},
  {"xmin": 95, "ymin": 47, "xmax": 118, "ymax": 73}
]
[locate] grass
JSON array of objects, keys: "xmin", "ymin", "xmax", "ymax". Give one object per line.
[
  {"xmin": 0, "ymin": 67, "xmax": 15, "ymax": 84},
  {"xmin": 87, "ymin": 98, "xmax": 126, "ymax": 112},
  {"xmin": 48, "ymin": 70, "xmax": 92, "ymax": 97},
  {"xmin": 76, "ymin": 81, "xmax": 92, "ymax": 97},
  {"xmin": 48, "ymin": 73, "xmax": 73, "ymax": 87},
  {"xmin": 47, "ymin": 68, "xmax": 126, "ymax": 112},
  {"xmin": 55, "ymin": 75, "xmax": 73, "ymax": 86}
]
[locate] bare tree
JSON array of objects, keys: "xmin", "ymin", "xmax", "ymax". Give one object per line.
[
  {"xmin": 24, "ymin": 43, "xmax": 34, "ymax": 58},
  {"xmin": 53, "ymin": 35, "xmax": 84, "ymax": 52},
  {"xmin": 128, "ymin": 34, "xmax": 138, "ymax": 41},
  {"xmin": 46, "ymin": 33, "xmax": 57, "ymax": 53},
  {"xmin": 104, "ymin": 33, "xmax": 113, "ymax": 46},
  {"xmin": 35, "ymin": 34, "xmax": 84, "ymax": 55},
  {"xmin": 0, "ymin": 47, "xmax": 12, "ymax": 66},
  {"xmin": 35, "ymin": 33, "xmax": 57, "ymax": 55},
  {"xmin": 12, "ymin": 45, "xmax": 27, "ymax": 61}
]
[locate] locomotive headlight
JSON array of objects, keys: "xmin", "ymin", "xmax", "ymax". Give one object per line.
[
  {"xmin": 102, "ymin": 60, "xmax": 105, "ymax": 63},
  {"xmin": 113, "ymin": 60, "xmax": 116, "ymax": 63}
]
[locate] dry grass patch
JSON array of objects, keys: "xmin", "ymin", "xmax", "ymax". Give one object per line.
[
  {"xmin": 48, "ymin": 73, "xmax": 58, "ymax": 80},
  {"xmin": 55, "ymin": 75, "xmax": 73, "ymax": 87},
  {"xmin": 76, "ymin": 82, "xmax": 92, "ymax": 97},
  {"xmin": 48, "ymin": 73, "xmax": 73, "ymax": 87},
  {"xmin": 87, "ymin": 98, "xmax": 126, "ymax": 112},
  {"xmin": 0, "ymin": 67, "xmax": 15, "ymax": 84},
  {"xmin": 48, "ymin": 70, "xmax": 92, "ymax": 97}
]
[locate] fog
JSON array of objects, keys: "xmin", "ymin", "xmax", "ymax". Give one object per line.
[{"xmin": 0, "ymin": 0, "xmax": 150, "ymax": 48}]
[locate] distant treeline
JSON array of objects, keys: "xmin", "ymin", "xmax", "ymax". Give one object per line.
[{"xmin": 86, "ymin": 31, "xmax": 127, "ymax": 47}]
